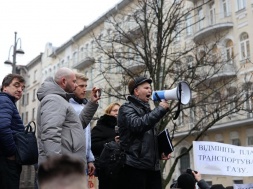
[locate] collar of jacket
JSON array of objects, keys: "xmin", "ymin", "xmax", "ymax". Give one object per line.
[
  {"xmin": 127, "ymin": 95, "xmax": 151, "ymax": 111},
  {"xmin": 67, "ymin": 94, "xmax": 88, "ymax": 105},
  {"xmin": 97, "ymin": 114, "xmax": 117, "ymax": 128},
  {"xmin": 0, "ymin": 92, "xmax": 16, "ymax": 104}
]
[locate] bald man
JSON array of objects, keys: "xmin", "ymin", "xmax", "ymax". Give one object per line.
[{"xmin": 36, "ymin": 68, "xmax": 100, "ymax": 175}]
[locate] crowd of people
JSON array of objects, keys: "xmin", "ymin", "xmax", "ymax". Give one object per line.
[{"xmin": 0, "ymin": 68, "xmax": 235, "ymax": 189}]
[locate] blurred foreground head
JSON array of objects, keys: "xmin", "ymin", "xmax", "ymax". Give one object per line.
[
  {"xmin": 38, "ymin": 155, "xmax": 86, "ymax": 189},
  {"xmin": 177, "ymin": 173, "xmax": 196, "ymax": 189}
]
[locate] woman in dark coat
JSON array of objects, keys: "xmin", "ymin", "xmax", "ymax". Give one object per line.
[{"xmin": 91, "ymin": 102, "xmax": 120, "ymax": 189}]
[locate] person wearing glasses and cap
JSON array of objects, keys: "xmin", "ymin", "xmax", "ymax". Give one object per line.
[{"xmin": 118, "ymin": 76, "xmax": 171, "ymax": 189}]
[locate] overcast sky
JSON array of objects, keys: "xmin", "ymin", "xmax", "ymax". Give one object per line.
[{"xmin": 0, "ymin": 0, "xmax": 121, "ymax": 83}]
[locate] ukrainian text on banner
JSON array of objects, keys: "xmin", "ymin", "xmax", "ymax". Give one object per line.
[
  {"xmin": 193, "ymin": 141, "xmax": 253, "ymax": 176},
  {"xmin": 233, "ymin": 183, "xmax": 253, "ymax": 189}
]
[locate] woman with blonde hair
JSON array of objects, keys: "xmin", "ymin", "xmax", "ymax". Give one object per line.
[{"xmin": 91, "ymin": 102, "xmax": 120, "ymax": 189}]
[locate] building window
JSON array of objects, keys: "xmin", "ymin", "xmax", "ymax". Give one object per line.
[
  {"xmin": 186, "ymin": 14, "xmax": 192, "ymax": 36},
  {"xmin": 22, "ymin": 95, "xmax": 25, "ymax": 106},
  {"xmin": 230, "ymin": 131, "xmax": 240, "ymax": 146},
  {"xmin": 174, "ymin": 24, "xmax": 181, "ymax": 43},
  {"xmin": 243, "ymin": 89, "xmax": 253, "ymax": 118},
  {"xmin": 179, "ymin": 147, "xmax": 190, "ymax": 174},
  {"xmin": 246, "ymin": 128, "xmax": 253, "ymax": 146},
  {"xmin": 222, "ymin": 0, "xmax": 229, "ymax": 17},
  {"xmin": 209, "ymin": 2, "xmax": 216, "ymax": 25},
  {"xmin": 215, "ymin": 134, "xmax": 224, "ymax": 143},
  {"xmin": 236, "ymin": 0, "xmax": 246, "ymax": 11},
  {"xmin": 22, "ymin": 113, "xmax": 24, "ymax": 121},
  {"xmin": 234, "ymin": 180, "xmax": 243, "ymax": 184},
  {"xmin": 198, "ymin": 8, "xmax": 204, "ymax": 30},
  {"xmin": 33, "ymin": 89, "xmax": 36, "ymax": 101},
  {"xmin": 232, "ymin": 138, "xmax": 241, "ymax": 146},
  {"xmin": 248, "ymin": 136, "xmax": 253, "ymax": 146},
  {"xmin": 34, "ymin": 70, "xmax": 37, "ymax": 82},
  {"xmin": 25, "ymin": 111, "xmax": 28, "ymax": 124},
  {"xmin": 240, "ymin": 32, "xmax": 250, "ymax": 61},
  {"xmin": 225, "ymin": 39, "xmax": 234, "ymax": 64},
  {"xmin": 32, "ymin": 108, "xmax": 36, "ymax": 121},
  {"xmin": 26, "ymin": 93, "xmax": 29, "ymax": 105}
]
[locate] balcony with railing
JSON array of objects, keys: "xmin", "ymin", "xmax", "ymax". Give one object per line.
[
  {"xmin": 196, "ymin": 62, "xmax": 236, "ymax": 83},
  {"xmin": 116, "ymin": 22, "xmax": 144, "ymax": 43},
  {"xmin": 72, "ymin": 52, "xmax": 95, "ymax": 70},
  {"xmin": 127, "ymin": 63, "xmax": 146, "ymax": 74},
  {"xmin": 193, "ymin": 13, "xmax": 234, "ymax": 42}
]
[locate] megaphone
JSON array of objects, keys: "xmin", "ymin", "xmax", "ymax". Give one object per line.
[{"xmin": 151, "ymin": 81, "xmax": 191, "ymax": 105}]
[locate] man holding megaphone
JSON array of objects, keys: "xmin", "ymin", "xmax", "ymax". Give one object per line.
[{"xmin": 117, "ymin": 76, "xmax": 172, "ymax": 189}]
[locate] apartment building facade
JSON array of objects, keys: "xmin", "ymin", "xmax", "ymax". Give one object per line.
[{"xmin": 166, "ymin": 0, "xmax": 253, "ymax": 187}]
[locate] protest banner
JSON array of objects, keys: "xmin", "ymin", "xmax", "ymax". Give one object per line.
[
  {"xmin": 193, "ymin": 141, "xmax": 253, "ymax": 176},
  {"xmin": 234, "ymin": 183, "xmax": 253, "ymax": 189}
]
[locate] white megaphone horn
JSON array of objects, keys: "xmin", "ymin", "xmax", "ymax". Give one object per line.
[{"xmin": 151, "ymin": 81, "xmax": 192, "ymax": 105}]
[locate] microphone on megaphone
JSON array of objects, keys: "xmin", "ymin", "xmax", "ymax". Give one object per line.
[{"xmin": 151, "ymin": 81, "xmax": 191, "ymax": 105}]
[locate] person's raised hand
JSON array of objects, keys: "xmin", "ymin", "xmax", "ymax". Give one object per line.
[
  {"xmin": 90, "ymin": 87, "xmax": 101, "ymax": 103},
  {"xmin": 192, "ymin": 170, "xmax": 201, "ymax": 182}
]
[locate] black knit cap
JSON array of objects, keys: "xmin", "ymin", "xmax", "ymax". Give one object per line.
[
  {"xmin": 128, "ymin": 76, "xmax": 152, "ymax": 95},
  {"xmin": 177, "ymin": 173, "xmax": 196, "ymax": 189}
]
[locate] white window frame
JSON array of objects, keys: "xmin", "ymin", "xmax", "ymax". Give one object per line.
[
  {"xmin": 198, "ymin": 8, "xmax": 204, "ymax": 30},
  {"xmin": 236, "ymin": 0, "xmax": 246, "ymax": 11},
  {"xmin": 244, "ymin": 91, "xmax": 253, "ymax": 118},
  {"xmin": 221, "ymin": 0, "xmax": 230, "ymax": 17},
  {"xmin": 186, "ymin": 14, "xmax": 192, "ymax": 36},
  {"xmin": 240, "ymin": 32, "xmax": 250, "ymax": 61},
  {"xmin": 225, "ymin": 39, "xmax": 234, "ymax": 64},
  {"xmin": 174, "ymin": 24, "xmax": 181, "ymax": 42},
  {"xmin": 209, "ymin": 2, "xmax": 216, "ymax": 25}
]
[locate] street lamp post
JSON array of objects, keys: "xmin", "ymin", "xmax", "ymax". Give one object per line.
[{"xmin": 4, "ymin": 32, "xmax": 25, "ymax": 74}]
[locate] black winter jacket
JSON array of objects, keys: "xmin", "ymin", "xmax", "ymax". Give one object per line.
[
  {"xmin": 91, "ymin": 114, "xmax": 117, "ymax": 158},
  {"xmin": 118, "ymin": 95, "xmax": 168, "ymax": 171}
]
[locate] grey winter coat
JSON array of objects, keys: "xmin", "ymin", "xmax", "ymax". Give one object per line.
[{"xmin": 36, "ymin": 77, "xmax": 98, "ymax": 166}]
